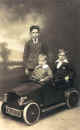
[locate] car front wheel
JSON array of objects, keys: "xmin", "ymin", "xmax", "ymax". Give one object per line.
[
  {"xmin": 65, "ymin": 89, "xmax": 79, "ymax": 109},
  {"xmin": 1, "ymin": 103, "xmax": 7, "ymax": 115},
  {"xmin": 23, "ymin": 102, "xmax": 40, "ymax": 125}
]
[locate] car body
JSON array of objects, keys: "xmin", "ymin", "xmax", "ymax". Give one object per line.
[{"xmin": 1, "ymin": 75, "xmax": 79, "ymax": 125}]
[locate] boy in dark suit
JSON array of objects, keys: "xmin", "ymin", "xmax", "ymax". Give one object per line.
[
  {"xmin": 23, "ymin": 25, "xmax": 48, "ymax": 77},
  {"xmin": 53, "ymin": 49, "xmax": 74, "ymax": 85}
]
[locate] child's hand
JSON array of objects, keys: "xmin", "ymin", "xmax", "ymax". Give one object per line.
[
  {"xmin": 65, "ymin": 75, "xmax": 69, "ymax": 82},
  {"xmin": 25, "ymin": 68, "xmax": 29, "ymax": 75},
  {"xmin": 40, "ymin": 79, "xmax": 44, "ymax": 82}
]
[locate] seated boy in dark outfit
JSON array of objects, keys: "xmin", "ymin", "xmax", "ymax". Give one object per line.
[{"xmin": 53, "ymin": 49, "xmax": 74, "ymax": 85}]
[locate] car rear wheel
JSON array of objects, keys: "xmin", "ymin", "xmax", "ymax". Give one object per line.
[
  {"xmin": 65, "ymin": 89, "xmax": 79, "ymax": 109},
  {"xmin": 23, "ymin": 102, "xmax": 40, "ymax": 125}
]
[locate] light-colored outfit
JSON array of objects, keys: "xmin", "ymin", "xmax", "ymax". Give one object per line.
[{"xmin": 31, "ymin": 64, "xmax": 53, "ymax": 82}]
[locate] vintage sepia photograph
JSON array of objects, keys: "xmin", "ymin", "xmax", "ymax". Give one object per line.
[{"xmin": 0, "ymin": 0, "xmax": 80, "ymax": 130}]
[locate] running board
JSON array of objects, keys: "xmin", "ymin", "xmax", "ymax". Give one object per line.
[{"xmin": 41, "ymin": 102, "xmax": 66, "ymax": 113}]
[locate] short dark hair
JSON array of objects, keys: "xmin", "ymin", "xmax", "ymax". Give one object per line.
[{"xmin": 30, "ymin": 25, "xmax": 40, "ymax": 32}]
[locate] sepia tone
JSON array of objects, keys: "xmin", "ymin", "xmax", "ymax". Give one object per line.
[{"xmin": 0, "ymin": 0, "xmax": 80, "ymax": 130}]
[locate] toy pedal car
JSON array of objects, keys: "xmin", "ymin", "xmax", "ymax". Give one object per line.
[{"xmin": 1, "ymin": 77, "xmax": 79, "ymax": 125}]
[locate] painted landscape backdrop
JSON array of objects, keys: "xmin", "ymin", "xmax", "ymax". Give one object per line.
[{"xmin": 0, "ymin": 0, "xmax": 80, "ymax": 97}]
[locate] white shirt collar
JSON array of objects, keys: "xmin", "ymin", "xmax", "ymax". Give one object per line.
[
  {"xmin": 33, "ymin": 38, "xmax": 38, "ymax": 44},
  {"xmin": 36, "ymin": 64, "xmax": 48, "ymax": 69},
  {"xmin": 56, "ymin": 59, "xmax": 69, "ymax": 63},
  {"xmin": 43, "ymin": 64, "xmax": 48, "ymax": 69}
]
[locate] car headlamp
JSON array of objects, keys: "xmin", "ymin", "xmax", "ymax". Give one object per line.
[
  {"xmin": 3, "ymin": 93, "xmax": 8, "ymax": 102},
  {"xmin": 18, "ymin": 96, "xmax": 28, "ymax": 106}
]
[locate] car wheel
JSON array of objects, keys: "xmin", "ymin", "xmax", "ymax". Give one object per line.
[
  {"xmin": 1, "ymin": 103, "xmax": 7, "ymax": 115},
  {"xmin": 23, "ymin": 102, "xmax": 40, "ymax": 125},
  {"xmin": 65, "ymin": 89, "xmax": 79, "ymax": 109}
]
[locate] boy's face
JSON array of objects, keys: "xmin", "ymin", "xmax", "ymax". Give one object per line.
[
  {"xmin": 31, "ymin": 29, "xmax": 40, "ymax": 39},
  {"xmin": 58, "ymin": 53, "xmax": 65, "ymax": 61},
  {"xmin": 38, "ymin": 56, "xmax": 46, "ymax": 65}
]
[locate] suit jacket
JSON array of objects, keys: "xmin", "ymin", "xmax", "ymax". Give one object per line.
[{"xmin": 23, "ymin": 39, "xmax": 48, "ymax": 70}]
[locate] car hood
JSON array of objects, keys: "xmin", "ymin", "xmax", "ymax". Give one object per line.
[{"xmin": 10, "ymin": 81, "xmax": 42, "ymax": 97}]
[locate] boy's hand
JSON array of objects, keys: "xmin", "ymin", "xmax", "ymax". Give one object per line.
[
  {"xmin": 40, "ymin": 79, "xmax": 44, "ymax": 82},
  {"xmin": 65, "ymin": 75, "xmax": 69, "ymax": 82},
  {"xmin": 25, "ymin": 68, "xmax": 29, "ymax": 75}
]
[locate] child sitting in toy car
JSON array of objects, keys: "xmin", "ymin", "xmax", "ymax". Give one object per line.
[
  {"xmin": 31, "ymin": 54, "xmax": 53, "ymax": 83},
  {"xmin": 53, "ymin": 49, "xmax": 74, "ymax": 85}
]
